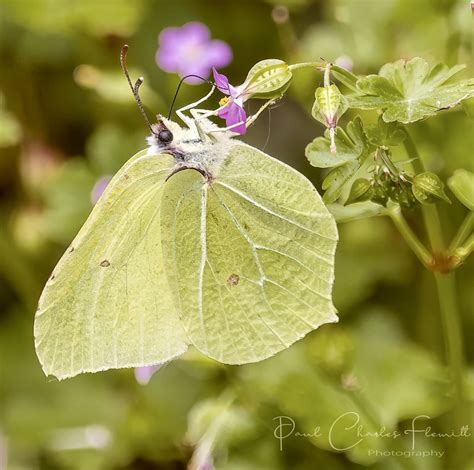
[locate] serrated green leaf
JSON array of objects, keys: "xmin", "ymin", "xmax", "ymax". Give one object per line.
[
  {"xmin": 447, "ymin": 169, "xmax": 474, "ymax": 210},
  {"xmin": 322, "ymin": 161, "xmax": 359, "ymax": 204},
  {"xmin": 347, "ymin": 58, "xmax": 474, "ymax": 123},
  {"xmin": 305, "ymin": 117, "xmax": 369, "ymax": 169},
  {"xmin": 366, "ymin": 115, "xmax": 406, "ymax": 147}
]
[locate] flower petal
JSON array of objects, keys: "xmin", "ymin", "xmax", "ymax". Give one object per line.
[
  {"xmin": 156, "ymin": 22, "xmax": 233, "ymax": 83},
  {"xmin": 178, "ymin": 63, "xmax": 214, "ymax": 82},
  {"xmin": 217, "ymin": 103, "xmax": 230, "ymax": 119},
  {"xmin": 180, "ymin": 21, "xmax": 210, "ymax": 44},
  {"xmin": 223, "ymin": 101, "xmax": 247, "ymax": 135},
  {"xmin": 212, "ymin": 67, "xmax": 231, "ymax": 95},
  {"xmin": 156, "ymin": 47, "xmax": 181, "ymax": 72},
  {"xmin": 204, "ymin": 40, "xmax": 233, "ymax": 69}
]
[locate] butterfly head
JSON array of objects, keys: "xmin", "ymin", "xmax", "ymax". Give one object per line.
[
  {"xmin": 150, "ymin": 117, "xmax": 176, "ymax": 146},
  {"xmin": 147, "ymin": 115, "xmax": 198, "ymax": 155}
]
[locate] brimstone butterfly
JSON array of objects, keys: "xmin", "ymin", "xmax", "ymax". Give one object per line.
[{"xmin": 34, "ymin": 48, "xmax": 338, "ymax": 380}]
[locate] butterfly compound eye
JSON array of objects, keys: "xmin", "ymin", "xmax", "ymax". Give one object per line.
[{"xmin": 158, "ymin": 129, "xmax": 173, "ymax": 144}]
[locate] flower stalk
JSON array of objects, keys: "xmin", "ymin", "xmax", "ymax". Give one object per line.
[
  {"xmin": 388, "ymin": 206, "xmax": 433, "ymax": 268},
  {"xmin": 402, "ymin": 130, "xmax": 465, "ymax": 464},
  {"xmin": 449, "ymin": 212, "xmax": 474, "ymax": 253}
]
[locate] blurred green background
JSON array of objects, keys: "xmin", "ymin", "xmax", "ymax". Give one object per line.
[{"xmin": 0, "ymin": 0, "xmax": 473, "ymax": 469}]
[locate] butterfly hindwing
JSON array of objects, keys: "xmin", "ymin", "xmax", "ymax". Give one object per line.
[{"xmin": 161, "ymin": 143, "xmax": 338, "ymax": 364}]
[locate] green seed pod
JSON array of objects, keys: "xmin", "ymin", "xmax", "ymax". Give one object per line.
[
  {"xmin": 244, "ymin": 59, "xmax": 292, "ymax": 100},
  {"xmin": 312, "ymin": 85, "xmax": 347, "ymax": 128},
  {"xmin": 346, "ymin": 178, "xmax": 373, "ymax": 205},
  {"xmin": 412, "ymin": 172, "xmax": 451, "ymax": 205}
]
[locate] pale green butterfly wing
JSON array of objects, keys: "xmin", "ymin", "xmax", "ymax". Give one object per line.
[
  {"xmin": 34, "ymin": 150, "xmax": 188, "ymax": 380},
  {"xmin": 161, "ymin": 143, "xmax": 338, "ymax": 364}
]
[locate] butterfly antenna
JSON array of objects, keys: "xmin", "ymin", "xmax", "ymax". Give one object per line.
[
  {"xmin": 120, "ymin": 44, "xmax": 157, "ymax": 135},
  {"xmin": 167, "ymin": 74, "xmax": 213, "ymax": 120}
]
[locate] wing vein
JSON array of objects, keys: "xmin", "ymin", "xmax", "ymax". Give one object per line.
[
  {"xmin": 216, "ymin": 181, "xmax": 336, "ymax": 241},
  {"xmin": 198, "ymin": 184, "xmax": 208, "ymax": 343}
]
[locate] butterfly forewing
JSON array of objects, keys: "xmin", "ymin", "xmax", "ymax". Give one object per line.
[{"xmin": 34, "ymin": 151, "xmax": 188, "ymax": 380}]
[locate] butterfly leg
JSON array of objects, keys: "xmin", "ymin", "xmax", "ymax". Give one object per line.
[
  {"xmin": 175, "ymin": 85, "xmax": 216, "ymax": 126},
  {"xmin": 245, "ymin": 99, "xmax": 276, "ymax": 127},
  {"xmin": 208, "ymin": 99, "xmax": 277, "ymax": 135},
  {"xmin": 189, "ymin": 107, "xmax": 224, "ymax": 141}
]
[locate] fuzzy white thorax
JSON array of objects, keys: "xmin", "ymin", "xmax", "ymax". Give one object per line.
[{"xmin": 146, "ymin": 117, "xmax": 237, "ymax": 177}]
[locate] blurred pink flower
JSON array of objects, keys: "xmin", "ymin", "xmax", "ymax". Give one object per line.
[
  {"xmin": 156, "ymin": 22, "xmax": 232, "ymax": 83},
  {"xmin": 134, "ymin": 363, "xmax": 164, "ymax": 385},
  {"xmin": 90, "ymin": 175, "xmax": 112, "ymax": 205}
]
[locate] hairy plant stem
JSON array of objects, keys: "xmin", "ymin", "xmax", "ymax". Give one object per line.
[{"xmin": 402, "ymin": 131, "xmax": 465, "ymax": 454}]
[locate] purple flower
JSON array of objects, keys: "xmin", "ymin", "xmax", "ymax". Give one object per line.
[
  {"xmin": 90, "ymin": 175, "xmax": 112, "ymax": 205},
  {"xmin": 134, "ymin": 363, "xmax": 164, "ymax": 385},
  {"xmin": 212, "ymin": 68, "xmax": 248, "ymax": 135},
  {"xmin": 156, "ymin": 22, "xmax": 232, "ymax": 84}
]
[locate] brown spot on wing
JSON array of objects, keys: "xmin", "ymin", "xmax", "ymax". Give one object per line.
[
  {"xmin": 226, "ymin": 274, "xmax": 240, "ymax": 287},
  {"xmin": 100, "ymin": 260, "xmax": 110, "ymax": 267}
]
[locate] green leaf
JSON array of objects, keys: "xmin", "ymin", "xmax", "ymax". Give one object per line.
[
  {"xmin": 305, "ymin": 116, "xmax": 369, "ymax": 169},
  {"xmin": 366, "ymin": 115, "xmax": 406, "ymax": 147},
  {"xmin": 447, "ymin": 169, "xmax": 474, "ymax": 210},
  {"xmin": 307, "ymin": 117, "xmax": 370, "ymax": 204},
  {"xmin": 347, "ymin": 58, "xmax": 474, "ymax": 123},
  {"xmin": 322, "ymin": 161, "xmax": 359, "ymax": 204},
  {"xmin": 327, "ymin": 202, "xmax": 386, "ymax": 223}
]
